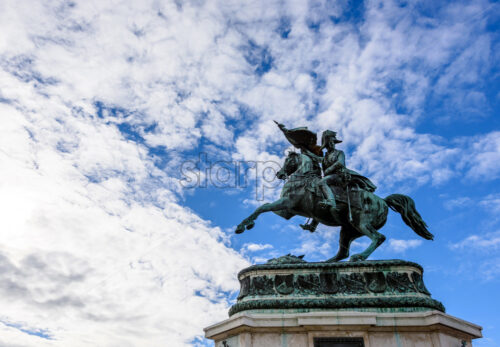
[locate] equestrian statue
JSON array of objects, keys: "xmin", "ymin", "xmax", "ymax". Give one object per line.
[{"xmin": 235, "ymin": 122, "xmax": 433, "ymax": 262}]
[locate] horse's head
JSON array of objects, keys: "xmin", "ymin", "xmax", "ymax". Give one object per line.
[{"xmin": 276, "ymin": 151, "xmax": 300, "ymax": 180}]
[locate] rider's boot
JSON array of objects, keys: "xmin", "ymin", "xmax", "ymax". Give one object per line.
[
  {"xmin": 319, "ymin": 183, "xmax": 337, "ymax": 209},
  {"xmin": 300, "ymin": 219, "xmax": 319, "ymax": 232}
]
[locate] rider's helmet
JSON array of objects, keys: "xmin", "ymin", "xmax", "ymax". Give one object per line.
[{"xmin": 321, "ymin": 130, "xmax": 342, "ymax": 149}]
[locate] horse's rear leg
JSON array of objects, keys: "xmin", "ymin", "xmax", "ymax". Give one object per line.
[
  {"xmin": 326, "ymin": 225, "xmax": 360, "ymax": 262},
  {"xmin": 349, "ymin": 222, "xmax": 386, "ymax": 262},
  {"xmin": 235, "ymin": 198, "xmax": 291, "ymax": 234}
]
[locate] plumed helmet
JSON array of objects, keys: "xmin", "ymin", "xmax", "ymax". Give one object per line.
[{"xmin": 321, "ymin": 130, "xmax": 342, "ymax": 149}]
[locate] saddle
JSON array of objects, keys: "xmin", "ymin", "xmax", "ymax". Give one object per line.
[
  {"xmin": 305, "ymin": 177, "xmax": 365, "ymax": 210},
  {"xmin": 331, "ymin": 185, "xmax": 364, "ymax": 209},
  {"xmin": 285, "ymin": 175, "xmax": 366, "ymax": 210}
]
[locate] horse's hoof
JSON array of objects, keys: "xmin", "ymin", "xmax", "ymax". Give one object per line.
[
  {"xmin": 235, "ymin": 225, "xmax": 245, "ymax": 234},
  {"xmin": 349, "ymin": 255, "xmax": 365, "ymax": 262},
  {"xmin": 246, "ymin": 221, "xmax": 255, "ymax": 230}
]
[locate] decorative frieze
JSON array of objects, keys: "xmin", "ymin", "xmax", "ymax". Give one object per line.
[{"xmin": 230, "ymin": 259, "xmax": 444, "ymax": 316}]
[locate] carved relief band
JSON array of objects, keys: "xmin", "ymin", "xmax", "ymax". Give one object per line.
[{"xmin": 230, "ymin": 259, "xmax": 444, "ymax": 316}]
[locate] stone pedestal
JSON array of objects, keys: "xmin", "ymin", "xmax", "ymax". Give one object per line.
[
  {"xmin": 205, "ymin": 258, "xmax": 482, "ymax": 346},
  {"xmin": 204, "ymin": 310, "xmax": 482, "ymax": 347}
]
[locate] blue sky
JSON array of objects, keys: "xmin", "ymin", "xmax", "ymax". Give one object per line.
[{"xmin": 0, "ymin": 0, "xmax": 498, "ymax": 346}]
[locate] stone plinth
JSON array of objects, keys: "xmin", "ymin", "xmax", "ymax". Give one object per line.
[
  {"xmin": 205, "ymin": 259, "xmax": 482, "ymax": 346},
  {"xmin": 230, "ymin": 259, "xmax": 443, "ymax": 315},
  {"xmin": 204, "ymin": 310, "xmax": 482, "ymax": 347}
]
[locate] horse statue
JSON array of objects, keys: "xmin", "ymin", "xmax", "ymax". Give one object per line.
[{"xmin": 235, "ymin": 150, "xmax": 433, "ymax": 262}]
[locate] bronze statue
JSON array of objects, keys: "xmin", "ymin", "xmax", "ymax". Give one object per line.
[{"xmin": 235, "ymin": 122, "xmax": 433, "ymax": 262}]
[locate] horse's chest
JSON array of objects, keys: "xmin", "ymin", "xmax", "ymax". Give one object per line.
[{"xmin": 282, "ymin": 178, "xmax": 314, "ymax": 198}]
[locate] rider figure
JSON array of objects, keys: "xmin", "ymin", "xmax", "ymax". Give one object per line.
[
  {"xmin": 274, "ymin": 122, "xmax": 376, "ymax": 233},
  {"xmin": 300, "ymin": 130, "xmax": 377, "ymax": 232},
  {"xmin": 299, "ymin": 131, "xmax": 342, "ymax": 232},
  {"xmin": 318, "ymin": 130, "xmax": 345, "ymax": 209}
]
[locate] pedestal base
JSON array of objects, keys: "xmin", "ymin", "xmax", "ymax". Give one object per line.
[
  {"xmin": 230, "ymin": 259, "xmax": 444, "ymax": 316},
  {"xmin": 204, "ymin": 310, "xmax": 482, "ymax": 347},
  {"xmin": 208, "ymin": 259, "xmax": 482, "ymax": 346}
]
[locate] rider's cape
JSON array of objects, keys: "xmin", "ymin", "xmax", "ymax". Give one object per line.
[{"xmin": 345, "ymin": 168, "xmax": 377, "ymax": 192}]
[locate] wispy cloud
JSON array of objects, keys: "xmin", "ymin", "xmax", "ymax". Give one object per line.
[
  {"xmin": 480, "ymin": 194, "xmax": 500, "ymax": 214},
  {"xmin": 479, "ymin": 257, "xmax": 500, "ymax": 281},
  {"xmin": 386, "ymin": 239, "xmax": 423, "ymax": 253},
  {"xmin": 450, "ymin": 231, "xmax": 500, "ymax": 251},
  {"xmin": 0, "ymin": 0, "xmax": 498, "ymax": 345},
  {"xmin": 242, "ymin": 243, "xmax": 273, "ymax": 252},
  {"xmin": 444, "ymin": 197, "xmax": 473, "ymax": 210},
  {"xmin": 463, "ymin": 132, "xmax": 500, "ymax": 181}
]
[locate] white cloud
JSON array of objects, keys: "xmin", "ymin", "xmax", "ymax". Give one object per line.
[
  {"xmin": 386, "ymin": 239, "xmax": 423, "ymax": 253},
  {"xmin": 444, "ymin": 197, "xmax": 473, "ymax": 210},
  {"xmin": 479, "ymin": 258, "xmax": 500, "ymax": 281},
  {"xmin": 463, "ymin": 132, "xmax": 500, "ymax": 181},
  {"xmin": 0, "ymin": 4, "xmax": 253, "ymax": 340},
  {"xmin": 0, "ymin": 101, "xmax": 249, "ymax": 346},
  {"xmin": 291, "ymin": 226, "xmax": 341, "ymax": 261},
  {"xmin": 251, "ymin": 256, "xmax": 270, "ymax": 264},
  {"xmin": 480, "ymin": 194, "xmax": 500, "ymax": 214},
  {"xmin": 241, "ymin": 243, "xmax": 276, "ymax": 265},
  {"xmin": 0, "ymin": 0, "xmax": 497, "ymax": 345},
  {"xmin": 450, "ymin": 231, "xmax": 500, "ymax": 251},
  {"xmin": 292, "ymin": 239, "xmax": 331, "ymax": 260},
  {"xmin": 443, "ymin": 194, "xmax": 500, "ymax": 214},
  {"xmin": 242, "ymin": 243, "xmax": 273, "ymax": 252},
  {"xmin": 351, "ymin": 239, "xmax": 371, "ymax": 253},
  {"xmin": 223, "ymin": 0, "xmax": 497, "ymax": 192}
]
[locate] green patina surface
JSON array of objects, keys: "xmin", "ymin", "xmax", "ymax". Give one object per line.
[
  {"xmin": 229, "ymin": 258, "xmax": 444, "ymax": 317},
  {"xmin": 230, "ymin": 123, "xmax": 442, "ymax": 318},
  {"xmin": 229, "ymin": 296, "xmax": 445, "ymax": 316},
  {"xmin": 235, "ymin": 123, "xmax": 434, "ymax": 263},
  {"xmin": 238, "ymin": 258, "xmax": 424, "ymax": 277}
]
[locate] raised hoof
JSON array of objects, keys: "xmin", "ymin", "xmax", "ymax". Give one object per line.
[
  {"xmin": 246, "ymin": 221, "xmax": 255, "ymax": 230},
  {"xmin": 235, "ymin": 225, "xmax": 245, "ymax": 234}
]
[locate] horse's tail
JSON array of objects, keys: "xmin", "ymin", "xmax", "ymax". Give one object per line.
[{"xmin": 384, "ymin": 194, "xmax": 434, "ymax": 240}]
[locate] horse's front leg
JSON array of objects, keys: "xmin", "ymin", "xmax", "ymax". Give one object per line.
[{"xmin": 235, "ymin": 198, "xmax": 291, "ymax": 234}]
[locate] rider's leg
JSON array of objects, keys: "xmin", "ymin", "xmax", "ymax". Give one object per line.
[{"xmin": 319, "ymin": 175, "xmax": 337, "ymax": 208}]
